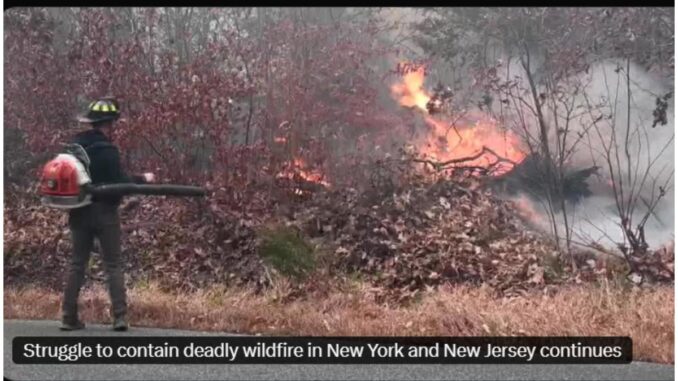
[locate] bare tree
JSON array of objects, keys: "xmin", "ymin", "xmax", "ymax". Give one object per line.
[
  {"xmin": 581, "ymin": 60, "xmax": 673, "ymax": 275},
  {"xmin": 414, "ymin": 7, "xmax": 674, "ymax": 270}
]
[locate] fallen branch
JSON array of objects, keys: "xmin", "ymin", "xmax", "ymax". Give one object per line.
[{"xmin": 410, "ymin": 146, "xmax": 518, "ymax": 172}]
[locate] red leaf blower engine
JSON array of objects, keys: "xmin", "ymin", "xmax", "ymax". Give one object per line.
[{"xmin": 39, "ymin": 144, "xmax": 206, "ymax": 209}]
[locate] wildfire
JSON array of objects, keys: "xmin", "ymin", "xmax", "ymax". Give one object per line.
[
  {"xmin": 391, "ymin": 66, "xmax": 525, "ymax": 175},
  {"xmin": 277, "ymin": 157, "xmax": 331, "ymax": 189}
]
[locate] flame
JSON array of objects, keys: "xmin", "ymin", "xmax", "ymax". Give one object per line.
[
  {"xmin": 291, "ymin": 158, "xmax": 331, "ymax": 187},
  {"xmin": 391, "ymin": 66, "xmax": 430, "ymax": 111},
  {"xmin": 277, "ymin": 157, "xmax": 331, "ymax": 188},
  {"xmin": 391, "ymin": 66, "xmax": 525, "ymax": 175}
]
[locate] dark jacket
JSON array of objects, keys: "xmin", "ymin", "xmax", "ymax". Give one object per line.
[{"xmin": 71, "ymin": 128, "xmax": 145, "ymax": 205}]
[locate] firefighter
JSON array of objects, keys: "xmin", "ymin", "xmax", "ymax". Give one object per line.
[{"xmin": 61, "ymin": 98, "xmax": 154, "ymax": 331}]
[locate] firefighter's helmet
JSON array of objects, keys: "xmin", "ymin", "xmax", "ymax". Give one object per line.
[{"xmin": 76, "ymin": 98, "xmax": 121, "ymax": 124}]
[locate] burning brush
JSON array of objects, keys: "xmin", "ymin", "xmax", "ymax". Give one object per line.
[
  {"xmin": 390, "ymin": 63, "xmax": 600, "ymax": 216},
  {"xmin": 390, "ymin": 64, "xmax": 526, "ymax": 176},
  {"xmin": 275, "ymin": 157, "xmax": 330, "ymax": 197}
]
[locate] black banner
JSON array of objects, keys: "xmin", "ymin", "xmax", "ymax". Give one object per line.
[{"xmin": 13, "ymin": 336, "xmax": 632, "ymax": 364}]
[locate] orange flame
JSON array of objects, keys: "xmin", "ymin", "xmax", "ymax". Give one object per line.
[
  {"xmin": 277, "ymin": 157, "xmax": 331, "ymax": 188},
  {"xmin": 391, "ymin": 66, "xmax": 430, "ymax": 111},
  {"xmin": 391, "ymin": 66, "xmax": 525, "ymax": 175}
]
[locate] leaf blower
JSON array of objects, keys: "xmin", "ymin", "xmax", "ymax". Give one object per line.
[{"xmin": 39, "ymin": 143, "xmax": 206, "ymax": 209}]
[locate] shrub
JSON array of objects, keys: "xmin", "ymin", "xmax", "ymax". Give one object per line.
[{"xmin": 257, "ymin": 226, "xmax": 315, "ymax": 279}]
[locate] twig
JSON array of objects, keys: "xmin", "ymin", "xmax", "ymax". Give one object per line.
[
  {"xmin": 142, "ymin": 134, "xmax": 170, "ymax": 164},
  {"xmin": 640, "ymin": 196, "xmax": 665, "ymax": 227}
]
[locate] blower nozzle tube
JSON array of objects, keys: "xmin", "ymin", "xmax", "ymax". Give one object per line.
[{"xmin": 88, "ymin": 184, "xmax": 206, "ymax": 198}]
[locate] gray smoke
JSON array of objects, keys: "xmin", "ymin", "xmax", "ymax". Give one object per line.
[
  {"xmin": 507, "ymin": 60, "xmax": 674, "ymax": 250},
  {"xmin": 568, "ymin": 61, "xmax": 673, "ymax": 249}
]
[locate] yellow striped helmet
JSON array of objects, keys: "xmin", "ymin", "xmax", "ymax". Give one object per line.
[{"xmin": 77, "ymin": 98, "xmax": 121, "ymax": 124}]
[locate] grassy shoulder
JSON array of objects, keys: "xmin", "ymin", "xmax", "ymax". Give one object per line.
[{"xmin": 4, "ymin": 281, "xmax": 673, "ymax": 364}]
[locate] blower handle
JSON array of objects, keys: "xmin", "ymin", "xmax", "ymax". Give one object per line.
[{"xmin": 88, "ymin": 184, "xmax": 206, "ymax": 198}]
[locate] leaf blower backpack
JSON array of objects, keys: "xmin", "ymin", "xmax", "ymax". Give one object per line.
[
  {"xmin": 39, "ymin": 143, "xmax": 206, "ymax": 209},
  {"xmin": 40, "ymin": 143, "xmax": 98, "ymax": 209}
]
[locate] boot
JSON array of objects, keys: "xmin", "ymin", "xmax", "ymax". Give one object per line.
[
  {"xmin": 60, "ymin": 318, "xmax": 85, "ymax": 331},
  {"xmin": 113, "ymin": 315, "xmax": 128, "ymax": 331}
]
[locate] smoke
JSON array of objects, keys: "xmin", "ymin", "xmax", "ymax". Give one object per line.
[
  {"xmin": 375, "ymin": 9, "xmax": 675, "ymax": 250},
  {"xmin": 505, "ymin": 60, "xmax": 675, "ymax": 250},
  {"xmin": 567, "ymin": 61, "xmax": 674, "ymax": 249}
]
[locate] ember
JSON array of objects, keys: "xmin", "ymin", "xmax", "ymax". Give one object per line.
[{"xmin": 276, "ymin": 157, "xmax": 331, "ymax": 196}]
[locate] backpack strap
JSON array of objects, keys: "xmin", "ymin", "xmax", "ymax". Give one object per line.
[
  {"xmin": 63, "ymin": 143, "xmax": 91, "ymax": 169},
  {"xmin": 63, "ymin": 141, "xmax": 114, "ymax": 174}
]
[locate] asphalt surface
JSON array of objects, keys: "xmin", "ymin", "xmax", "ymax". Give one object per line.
[{"xmin": 4, "ymin": 319, "xmax": 674, "ymax": 381}]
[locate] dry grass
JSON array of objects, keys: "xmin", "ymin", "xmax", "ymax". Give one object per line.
[{"xmin": 5, "ymin": 282, "xmax": 674, "ymax": 364}]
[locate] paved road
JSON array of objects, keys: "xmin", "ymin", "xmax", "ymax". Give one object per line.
[{"xmin": 5, "ymin": 319, "xmax": 674, "ymax": 381}]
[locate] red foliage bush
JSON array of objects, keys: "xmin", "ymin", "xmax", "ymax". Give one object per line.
[
  {"xmin": 5, "ymin": 8, "xmax": 403, "ymax": 193},
  {"xmin": 4, "ymin": 8, "xmax": 414, "ymax": 290}
]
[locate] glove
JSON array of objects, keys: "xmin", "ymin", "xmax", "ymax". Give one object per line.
[{"xmin": 142, "ymin": 172, "xmax": 155, "ymax": 183}]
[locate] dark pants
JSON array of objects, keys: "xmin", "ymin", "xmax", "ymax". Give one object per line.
[{"xmin": 62, "ymin": 203, "xmax": 127, "ymax": 321}]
